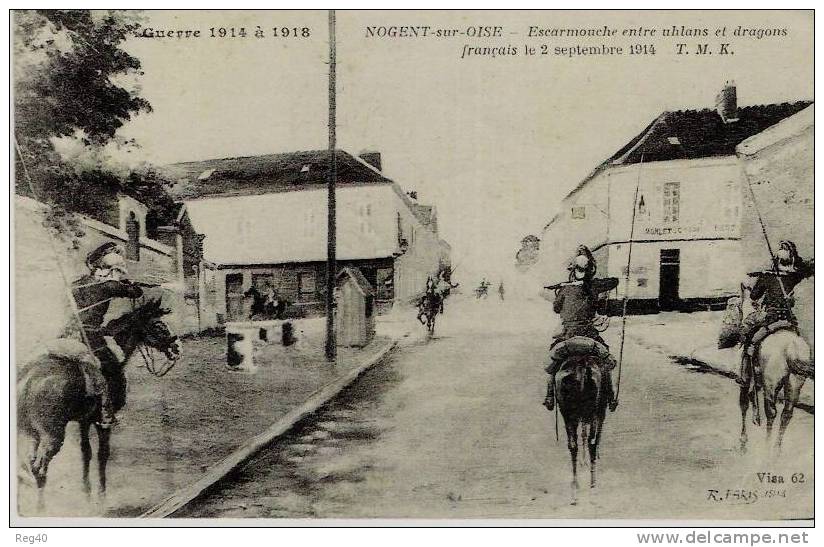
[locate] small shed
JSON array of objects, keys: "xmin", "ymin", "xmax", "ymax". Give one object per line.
[{"xmin": 335, "ymin": 267, "xmax": 376, "ymax": 347}]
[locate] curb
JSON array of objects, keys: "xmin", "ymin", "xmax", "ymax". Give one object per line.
[{"xmin": 140, "ymin": 338, "xmax": 398, "ymax": 518}]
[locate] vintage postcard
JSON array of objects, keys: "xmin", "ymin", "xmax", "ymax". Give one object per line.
[{"xmin": 11, "ymin": 9, "xmax": 814, "ymax": 525}]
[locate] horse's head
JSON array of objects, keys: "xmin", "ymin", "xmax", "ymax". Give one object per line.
[{"xmin": 106, "ymin": 298, "xmax": 181, "ymax": 362}]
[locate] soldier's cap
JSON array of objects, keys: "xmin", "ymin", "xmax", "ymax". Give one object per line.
[{"xmin": 86, "ymin": 242, "xmax": 122, "ymax": 268}]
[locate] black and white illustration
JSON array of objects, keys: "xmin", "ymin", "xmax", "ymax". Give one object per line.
[{"xmin": 11, "ymin": 10, "xmax": 813, "ymax": 523}]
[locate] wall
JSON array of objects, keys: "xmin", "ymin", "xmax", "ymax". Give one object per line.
[
  {"xmin": 390, "ymin": 185, "xmax": 444, "ymax": 302},
  {"xmin": 15, "ymin": 197, "xmax": 192, "ymax": 362},
  {"xmin": 737, "ymin": 108, "xmax": 813, "ymax": 346},
  {"xmin": 185, "ymin": 184, "xmax": 401, "ymax": 265},
  {"xmin": 540, "ymin": 157, "xmax": 746, "ymax": 309},
  {"xmin": 539, "ymin": 173, "xmax": 610, "ymax": 285},
  {"xmin": 210, "ymin": 257, "xmax": 395, "ymax": 322}
]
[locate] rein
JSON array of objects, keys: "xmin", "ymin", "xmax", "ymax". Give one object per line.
[{"xmin": 137, "ymin": 343, "xmax": 177, "ymax": 378}]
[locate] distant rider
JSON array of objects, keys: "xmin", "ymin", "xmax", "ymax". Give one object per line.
[{"xmin": 543, "ymin": 245, "xmax": 618, "ymax": 412}]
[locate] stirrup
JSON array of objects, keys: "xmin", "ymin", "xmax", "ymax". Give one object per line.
[{"xmin": 96, "ymin": 415, "xmax": 118, "ymax": 429}]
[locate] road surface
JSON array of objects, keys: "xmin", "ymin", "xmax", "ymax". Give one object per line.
[{"xmin": 180, "ymin": 297, "xmax": 814, "ymax": 520}]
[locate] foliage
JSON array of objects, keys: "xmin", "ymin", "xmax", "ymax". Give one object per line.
[{"xmin": 13, "ymin": 10, "xmax": 175, "ymax": 238}]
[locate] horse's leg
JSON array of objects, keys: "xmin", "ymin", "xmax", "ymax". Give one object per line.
[
  {"xmin": 79, "ymin": 422, "xmax": 93, "ymax": 500},
  {"xmin": 763, "ymin": 384, "xmax": 778, "ymax": 444},
  {"xmin": 777, "ymin": 375, "xmax": 804, "ymax": 453},
  {"xmin": 738, "ymin": 385, "xmax": 750, "ymax": 453},
  {"xmin": 580, "ymin": 426, "xmax": 589, "ymax": 469},
  {"xmin": 588, "ymin": 420, "xmax": 600, "ymax": 489},
  {"xmin": 95, "ymin": 424, "xmax": 111, "ymax": 499},
  {"xmin": 31, "ymin": 430, "xmax": 65, "ymax": 512},
  {"xmin": 566, "ymin": 419, "xmax": 579, "ymax": 505}
]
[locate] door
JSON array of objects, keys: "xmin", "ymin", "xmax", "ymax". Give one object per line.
[
  {"xmin": 225, "ymin": 273, "xmax": 245, "ymax": 321},
  {"xmin": 659, "ymin": 249, "xmax": 680, "ymax": 311}
]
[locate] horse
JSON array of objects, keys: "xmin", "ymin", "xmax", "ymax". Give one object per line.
[
  {"xmin": 738, "ymin": 328, "xmax": 812, "ymax": 454},
  {"xmin": 732, "ymin": 290, "xmax": 813, "ymax": 454},
  {"xmin": 16, "ymin": 298, "xmax": 181, "ymax": 511},
  {"xmin": 417, "ymin": 291, "xmax": 442, "ymax": 335},
  {"xmin": 556, "ymin": 355, "xmax": 611, "ymax": 504}
]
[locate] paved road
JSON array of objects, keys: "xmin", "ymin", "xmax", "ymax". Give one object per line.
[{"xmin": 180, "ymin": 297, "xmax": 814, "ymax": 520}]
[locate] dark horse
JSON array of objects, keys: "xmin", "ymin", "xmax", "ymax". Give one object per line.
[
  {"xmin": 418, "ymin": 292, "xmax": 442, "ymax": 335},
  {"xmin": 556, "ymin": 354, "xmax": 611, "ymax": 504},
  {"xmin": 17, "ymin": 299, "xmax": 180, "ymax": 510}
]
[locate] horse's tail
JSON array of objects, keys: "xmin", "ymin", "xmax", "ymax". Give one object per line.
[{"xmin": 785, "ymin": 333, "xmax": 814, "ymax": 379}]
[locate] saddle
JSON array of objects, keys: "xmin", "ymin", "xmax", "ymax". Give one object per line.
[
  {"xmin": 545, "ymin": 336, "xmax": 616, "ymax": 373},
  {"xmin": 745, "ymin": 320, "xmax": 797, "ymax": 358},
  {"xmin": 44, "ymin": 338, "xmax": 107, "ymax": 397}
]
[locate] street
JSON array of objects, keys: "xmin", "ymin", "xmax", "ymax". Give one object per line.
[{"xmin": 179, "ymin": 297, "xmax": 814, "ymax": 520}]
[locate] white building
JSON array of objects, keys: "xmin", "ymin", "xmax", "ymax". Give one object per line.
[
  {"xmin": 166, "ymin": 150, "xmax": 448, "ymax": 322},
  {"xmin": 540, "ymin": 84, "xmax": 811, "ymax": 313}
]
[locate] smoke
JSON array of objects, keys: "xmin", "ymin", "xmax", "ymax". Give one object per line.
[{"xmin": 50, "ymin": 130, "xmax": 151, "ymax": 179}]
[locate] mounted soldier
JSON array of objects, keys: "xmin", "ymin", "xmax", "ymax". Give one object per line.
[
  {"xmin": 59, "ymin": 242, "xmax": 144, "ymax": 428},
  {"xmin": 543, "ymin": 245, "xmax": 619, "ymax": 412},
  {"xmin": 433, "ymin": 268, "xmax": 459, "ymax": 314},
  {"xmin": 737, "ymin": 240, "xmax": 814, "ymax": 389}
]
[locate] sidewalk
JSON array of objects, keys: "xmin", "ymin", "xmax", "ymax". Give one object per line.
[
  {"xmin": 17, "ymin": 314, "xmax": 415, "ymax": 518},
  {"xmin": 628, "ymin": 311, "xmax": 814, "ymax": 407}
]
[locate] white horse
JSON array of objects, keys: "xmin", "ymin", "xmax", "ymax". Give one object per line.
[{"xmin": 736, "ymin": 291, "xmax": 813, "ymax": 453}]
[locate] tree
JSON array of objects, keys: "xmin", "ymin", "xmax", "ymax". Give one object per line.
[{"xmin": 13, "ymin": 10, "xmax": 172, "ymax": 235}]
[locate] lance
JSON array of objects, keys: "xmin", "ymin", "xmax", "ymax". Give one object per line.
[{"xmin": 615, "ymin": 152, "xmax": 644, "ymax": 405}]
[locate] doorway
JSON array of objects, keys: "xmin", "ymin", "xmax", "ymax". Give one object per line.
[
  {"xmin": 659, "ymin": 249, "xmax": 680, "ymax": 311},
  {"xmin": 225, "ymin": 273, "xmax": 245, "ymax": 321}
]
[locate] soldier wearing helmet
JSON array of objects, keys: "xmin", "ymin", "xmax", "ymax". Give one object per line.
[
  {"xmin": 543, "ymin": 245, "xmax": 618, "ymax": 411},
  {"xmin": 63, "ymin": 242, "xmax": 143, "ymax": 428},
  {"xmin": 737, "ymin": 240, "xmax": 814, "ymax": 387}
]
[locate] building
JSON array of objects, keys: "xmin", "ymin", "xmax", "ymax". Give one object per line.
[
  {"xmin": 736, "ymin": 104, "xmax": 813, "ymax": 346},
  {"xmin": 165, "ymin": 150, "xmax": 448, "ymax": 322},
  {"xmin": 540, "ymin": 83, "xmax": 811, "ymax": 314},
  {"xmin": 15, "ymin": 192, "xmax": 205, "ymax": 360}
]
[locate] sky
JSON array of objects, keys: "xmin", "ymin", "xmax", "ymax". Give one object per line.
[{"xmin": 118, "ymin": 10, "xmax": 813, "ymax": 283}]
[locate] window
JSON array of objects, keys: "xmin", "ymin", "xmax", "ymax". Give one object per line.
[
  {"xmin": 303, "ymin": 208, "xmax": 315, "ymax": 237},
  {"xmin": 571, "ymin": 206, "xmax": 586, "ymax": 219},
  {"xmin": 252, "ymin": 273, "xmax": 274, "ymax": 291},
  {"xmin": 358, "ymin": 203, "xmax": 373, "ymax": 235},
  {"xmin": 662, "ymin": 182, "xmax": 680, "ymax": 223},
  {"xmin": 722, "ymin": 181, "xmax": 740, "ymax": 222},
  {"xmin": 126, "ymin": 211, "xmax": 140, "ymax": 261},
  {"xmin": 298, "ymin": 272, "xmax": 316, "ymax": 300},
  {"xmin": 376, "ymin": 267, "xmax": 394, "ymax": 300}
]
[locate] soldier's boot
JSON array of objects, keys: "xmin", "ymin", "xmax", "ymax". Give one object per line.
[
  {"xmin": 737, "ymin": 352, "xmax": 751, "ymax": 387},
  {"xmin": 96, "ymin": 388, "xmax": 118, "ymax": 429},
  {"xmin": 605, "ymin": 372, "xmax": 618, "ymax": 412},
  {"xmin": 543, "ymin": 375, "xmax": 556, "ymax": 411}
]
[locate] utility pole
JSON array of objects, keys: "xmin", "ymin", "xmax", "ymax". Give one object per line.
[{"xmin": 325, "ymin": 9, "xmax": 337, "ymax": 361}]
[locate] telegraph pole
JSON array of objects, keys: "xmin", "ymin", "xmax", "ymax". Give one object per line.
[{"xmin": 325, "ymin": 9, "xmax": 337, "ymax": 361}]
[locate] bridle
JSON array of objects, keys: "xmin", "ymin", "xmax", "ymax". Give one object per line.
[
  {"xmin": 136, "ymin": 340, "xmax": 178, "ymax": 378},
  {"xmin": 129, "ymin": 296, "xmax": 180, "ymax": 378}
]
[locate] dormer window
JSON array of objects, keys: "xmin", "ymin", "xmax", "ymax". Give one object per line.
[
  {"xmin": 197, "ymin": 169, "xmax": 216, "ymax": 181},
  {"xmin": 667, "ymin": 137, "xmax": 680, "ymax": 145},
  {"xmin": 301, "ymin": 164, "xmax": 311, "ymax": 173}
]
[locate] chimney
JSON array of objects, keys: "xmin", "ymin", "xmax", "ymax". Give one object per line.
[
  {"xmin": 715, "ymin": 81, "xmax": 739, "ymax": 123},
  {"xmin": 358, "ymin": 151, "xmax": 382, "ymax": 171}
]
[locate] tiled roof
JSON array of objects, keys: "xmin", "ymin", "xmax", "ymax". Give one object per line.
[
  {"xmin": 544, "ymin": 99, "xmax": 812, "ymax": 231},
  {"xmin": 164, "ymin": 150, "xmax": 392, "ymax": 199},
  {"xmin": 611, "ymin": 101, "xmax": 813, "ymax": 165}
]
